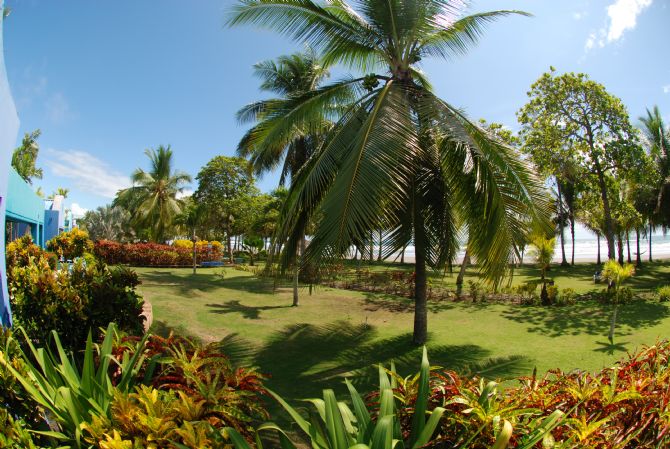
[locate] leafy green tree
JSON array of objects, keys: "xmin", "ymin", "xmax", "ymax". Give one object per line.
[
  {"xmin": 78, "ymin": 205, "xmax": 136, "ymax": 243},
  {"xmin": 12, "ymin": 129, "xmax": 43, "ymax": 184},
  {"xmin": 114, "ymin": 145, "xmax": 192, "ymax": 242},
  {"xmin": 243, "ymin": 235, "xmax": 264, "ymax": 266},
  {"xmin": 48, "ymin": 187, "xmax": 69, "ymax": 200},
  {"xmin": 230, "ymin": 0, "xmax": 550, "ymax": 344},
  {"xmin": 519, "ymin": 69, "xmax": 644, "ymax": 261},
  {"xmin": 194, "ymin": 156, "xmax": 258, "ymax": 263}
]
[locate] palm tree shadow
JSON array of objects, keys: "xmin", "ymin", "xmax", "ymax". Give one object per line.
[
  {"xmin": 206, "ymin": 300, "xmax": 291, "ymax": 319},
  {"xmin": 593, "ymin": 340, "xmax": 629, "ymax": 355}
]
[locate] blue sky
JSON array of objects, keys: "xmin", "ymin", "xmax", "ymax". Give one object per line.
[{"xmin": 3, "ymin": 0, "xmax": 670, "ymax": 218}]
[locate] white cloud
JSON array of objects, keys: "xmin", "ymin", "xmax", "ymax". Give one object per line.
[
  {"xmin": 573, "ymin": 11, "xmax": 587, "ymax": 20},
  {"xmin": 606, "ymin": 0, "xmax": 652, "ymax": 42},
  {"xmin": 46, "ymin": 149, "xmax": 130, "ymax": 198},
  {"xmin": 663, "ymin": 85, "xmax": 670, "ymax": 94},
  {"xmin": 70, "ymin": 203, "xmax": 88, "ymax": 218},
  {"xmin": 176, "ymin": 189, "xmax": 193, "ymax": 199},
  {"xmin": 45, "ymin": 92, "xmax": 73, "ymax": 124},
  {"xmin": 584, "ymin": 0, "xmax": 652, "ymax": 53}
]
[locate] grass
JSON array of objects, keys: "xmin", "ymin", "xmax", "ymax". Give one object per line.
[{"xmin": 136, "ymin": 261, "xmax": 670, "ymax": 408}]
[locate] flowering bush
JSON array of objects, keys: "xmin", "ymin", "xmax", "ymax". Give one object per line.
[
  {"xmin": 8, "ymin": 255, "xmax": 144, "ymax": 351},
  {"xmin": 46, "ymin": 227, "xmax": 94, "ymax": 260},
  {"xmin": 172, "ymin": 239, "xmax": 223, "ymax": 250},
  {"xmin": 95, "ymin": 240, "xmax": 222, "ymax": 266}
]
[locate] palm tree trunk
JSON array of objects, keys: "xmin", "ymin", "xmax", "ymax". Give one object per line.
[
  {"xmin": 597, "ymin": 234, "xmax": 601, "ymax": 265},
  {"xmin": 649, "ymin": 221, "xmax": 653, "ymax": 262},
  {"xmin": 412, "ymin": 200, "xmax": 428, "ymax": 345},
  {"xmin": 456, "ymin": 249, "xmax": 470, "ymax": 287},
  {"xmin": 400, "ymin": 245, "xmax": 405, "ymax": 264},
  {"xmin": 227, "ymin": 228, "xmax": 234, "ymax": 263},
  {"xmin": 617, "ymin": 235, "xmax": 624, "ymax": 265},
  {"xmin": 570, "ymin": 216, "xmax": 575, "ymax": 266},
  {"xmin": 595, "ymin": 163, "xmax": 616, "ymax": 260},
  {"xmin": 377, "ymin": 229, "xmax": 382, "ymax": 261},
  {"xmin": 636, "ymin": 228, "xmax": 642, "ymax": 266},
  {"xmin": 557, "ymin": 182, "xmax": 568, "ymax": 266},
  {"xmin": 192, "ymin": 230, "xmax": 197, "ymax": 275},
  {"xmin": 292, "ymin": 266, "xmax": 299, "ymax": 307},
  {"xmin": 626, "ymin": 231, "xmax": 631, "ymax": 264}
]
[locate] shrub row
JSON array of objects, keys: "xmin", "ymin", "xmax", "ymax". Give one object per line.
[{"xmin": 94, "ymin": 240, "xmax": 222, "ymax": 266}]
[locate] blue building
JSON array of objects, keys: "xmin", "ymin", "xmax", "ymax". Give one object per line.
[
  {"xmin": 44, "ymin": 194, "xmax": 66, "ymax": 243},
  {"xmin": 5, "ymin": 167, "xmax": 45, "ymax": 247},
  {"xmin": 0, "ymin": 0, "xmax": 19, "ymax": 326}
]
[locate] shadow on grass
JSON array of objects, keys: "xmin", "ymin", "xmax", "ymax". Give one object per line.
[
  {"xmin": 138, "ymin": 269, "xmax": 276, "ymax": 295},
  {"xmin": 500, "ymin": 301, "xmax": 669, "ymax": 339},
  {"xmin": 216, "ymin": 320, "xmax": 532, "ymax": 408},
  {"xmin": 206, "ymin": 300, "xmax": 292, "ymax": 319}
]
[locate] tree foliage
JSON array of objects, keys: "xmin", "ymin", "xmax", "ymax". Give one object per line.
[
  {"xmin": 229, "ymin": 0, "xmax": 551, "ymax": 344},
  {"xmin": 11, "ymin": 130, "xmax": 43, "ymax": 185},
  {"xmin": 114, "ymin": 145, "xmax": 191, "ymax": 243}
]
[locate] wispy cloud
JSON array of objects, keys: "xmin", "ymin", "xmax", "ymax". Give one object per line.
[
  {"xmin": 663, "ymin": 85, "xmax": 670, "ymax": 94},
  {"xmin": 573, "ymin": 11, "xmax": 587, "ymax": 20},
  {"xmin": 176, "ymin": 189, "xmax": 193, "ymax": 199},
  {"xmin": 46, "ymin": 149, "xmax": 130, "ymax": 198},
  {"xmin": 584, "ymin": 0, "xmax": 652, "ymax": 52},
  {"xmin": 45, "ymin": 92, "xmax": 74, "ymax": 124}
]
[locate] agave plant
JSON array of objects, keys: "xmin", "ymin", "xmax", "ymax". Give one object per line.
[
  {"xmin": 0, "ymin": 323, "xmax": 153, "ymax": 448},
  {"xmin": 224, "ymin": 348, "xmax": 563, "ymax": 449}
]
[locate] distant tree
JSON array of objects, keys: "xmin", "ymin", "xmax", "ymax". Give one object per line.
[
  {"xmin": 243, "ymin": 235, "xmax": 264, "ymax": 266},
  {"xmin": 519, "ymin": 69, "xmax": 644, "ymax": 261},
  {"xmin": 48, "ymin": 187, "xmax": 70, "ymax": 200},
  {"xmin": 35, "ymin": 187, "xmax": 45, "ymax": 199},
  {"xmin": 114, "ymin": 145, "xmax": 191, "ymax": 242},
  {"xmin": 175, "ymin": 199, "xmax": 205, "ymax": 274},
  {"xmin": 78, "ymin": 205, "xmax": 135, "ymax": 242},
  {"xmin": 194, "ymin": 156, "xmax": 258, "ymax": 263},
  {"xmin": 12, "ymin": 129, "xmax": 43, "ymax": 184},
  {"xmin": 530, "ymin": 233, "xmax": 555, "ymax": 305}
]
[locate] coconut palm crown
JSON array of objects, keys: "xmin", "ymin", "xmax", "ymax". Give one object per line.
[
  {"xmin": 114, "ymin": 145, "xmax": 192, "ymax": 243},
  {"xmin": 229, "ymin": 0, "xmax": 551, "ymax": 344}
]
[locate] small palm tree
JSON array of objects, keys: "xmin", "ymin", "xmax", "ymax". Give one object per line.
[
  {"xmin": 229, "ymin": 0, "xmax": 550, "ymax": 344},
  {"xmin": 601, "ymin": 260, "xmax": 635, "ymax": 344},
  {"xmin": 175, "ymin": 201, "xmax": 205, "ymax": 274},
  {"xmin": 530, "ymin": 234, "xmax": 555, "ymax": 305},
  {"xmin": 114, "ymin": 145, "xmax": 192, "ymax": 242},
  {"xmin": 12, "ymin": 129, "xmax": 43, "ymax": 184},
  {"xmin": 79, "ymin": 205, "xmax": 136, "ymax": 242}
]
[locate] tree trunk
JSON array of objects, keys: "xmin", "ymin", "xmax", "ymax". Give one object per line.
[
  {"xmin": 400, "ymin": 245, "xmax": 405, "ymax": 264},
  {"xmin": 412, "ymin": 203, "xmax": 428, "ymax": 346},
  {"xmin": 626, "ymin": 231, "xmax": 631, "ymax": 264},
  {"xmin": 595, "ymin": 163, "xmax": 616, "ymax": 260},
  {"xmin": 456, "ymin": 249, "xmax": 470, "ymax": 287},
  {"xmin": 557, "ymin": 182, "xmax": 568, "ymax": 266},
  {"xmin": 617, "ymin": 235, "xmax": 624, "ymax": 265},
  {"xmin": 570, "ymin": 215, "xmax": 576, "ymax": 266},
  {"xmin": 597, "ymin": 234, "xmax": 601, "ymax": 265},
  {"xmin": 649, "ymin": 221, "xmax": 653, "ymax": 262},
  {"xmin": 377, "ymin": 229, "xmax": 382, "ymax": 262},
  {"xmin": 227, "ymin": 228, "xmax": 234, "ymax": 263},
  {"xmin": 192, "ymin": 230, "xmax": 197, "ymax": 275},
  {"xmin": 636, "ymin": 228, "xmax": 642, "ymax": 266},
  {"xmin": 292, "ymin": 266, "xmax": 299, "ymax": 307}
]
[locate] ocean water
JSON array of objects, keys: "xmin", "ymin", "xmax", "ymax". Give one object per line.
[{"xmin": 379, "ymin": 232, "xmax": 670, "ymax": 264}]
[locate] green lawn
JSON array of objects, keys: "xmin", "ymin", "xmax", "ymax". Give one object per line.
[{"xmin": 136, "ymin": 261, "xmax": 670, "ymax": 406}]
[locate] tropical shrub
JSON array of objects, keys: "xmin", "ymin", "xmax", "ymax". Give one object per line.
[
  {"xmin": 46, "ymin": 228, "xmax": 94, "ymax": 260},
  {"xmin": 0, "ymin": 407, "xmax": 40, "ymax": 449},
  {"xmin": 5, "ymin": 235, "xmax": 56, "ymax": 281},
  {"xmin": 173, "ymin": 239, "xmax": 223, "ymax": 250},
  {"xmin": 8, "ymin": 256, "xmax": 144, "ymax": 350},
  {"xmin": 657, "ymin": 285, "xmax": 670, "ymax": 302},
  {"xmin": 94, "ymin": 240, "xmax": 222, "ymax": 266},
  {"xmin": 0, "ymin": 324, "xmax": 151, "ymax": 448}
]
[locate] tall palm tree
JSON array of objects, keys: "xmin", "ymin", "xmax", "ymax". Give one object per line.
[
  {"xmin": 114, "ymin": 145, "xmax": 192, "ymax": 243},
  {"xmin": 229, "ymin": 0, "xmax": 550, "ymax": 344},
  {"xmin": 237, "ymin": 48, "xmax": 338, "ymax": 306},
  {"xmin": 639, "ymin": 106, "xmax": 670, "ymax": 231}
]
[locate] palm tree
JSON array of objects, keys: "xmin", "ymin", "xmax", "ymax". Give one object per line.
[
  {"xmin": 48, "ymin": 187, "xmax": 70, "ymax": 200},
  {"xmin": 79, "ymin": 205, "xmax": 136, "ymax": 242},
  {"xmin": 229, "ymin": 0, "xmax": 550, "ymax": 345},
  {"xmin": 114, "ymin": 145, "xmax": 192, "ymax": 243},
  {"xmin": 12, "ymin": 129, "xmax": 43, "ymax": 184},
  {"xmin": 639, "ymin": 106, "xmax": 670, "ymax": 258},
  {"xmin": 175, "ymin": 200, "xmax": 205, "ymax": 274},
  {"xmin": 237, "ymin": 49, "xmax": 337, "ymax": 306}
]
